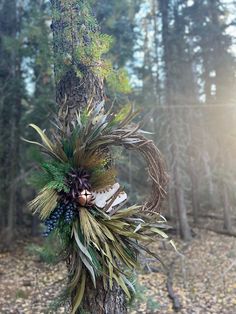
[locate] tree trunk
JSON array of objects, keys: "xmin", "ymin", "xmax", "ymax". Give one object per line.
[
  {"xmin": 189, "ymin": 155, "xmax": 200, "ymax": 224},
  {"xmin": 50, "ymin": 1, "xmax": 126, "ymax": 312},
  {"xmin": 219, "ymin": 149, "xmax": 232, "ymax": 232},
  {"xmin": 159, "ymin": 0, "xmax": 192, "ymax": 241},
  {"xmin": 186, "ymin": 110, "xmax": 200, "ymax": 224},
  {"xmin": 0, "ymin": 0, "xmax": 22, "ymax": 245},
  {"xmin": 222, "ymin": 182, "xmax": 232, "ymax": 232},
  {"xmin": 170, "ymin": 111, "xmax": 192, "ymax": 241},
  {"xmin": 82, "ymin": 278, "xmax": 126, "ymax": 314},
  {"xmin": 198, "ymin": 108, "xmax": 217, "ymax": 209}
]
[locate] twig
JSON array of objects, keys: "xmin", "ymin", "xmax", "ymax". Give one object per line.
[{"xmin": 166, "ymin": 260, "xmax": 182, "ymax": 312}]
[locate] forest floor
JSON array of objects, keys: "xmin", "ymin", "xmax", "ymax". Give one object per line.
[{"xmin": 0, "ymin": 228, "xmax": 236, "ymax": 314}]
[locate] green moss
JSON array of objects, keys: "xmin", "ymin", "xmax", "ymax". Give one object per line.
[
  {"xmin": 93, "ymin": 60, "xmax": 113, "ymax": 78},
  {"xmin": 52, "ymin": 0, "xmax": 114, "ymax": 81},
  {"xmin": 75, "ymin": 33, "xmax": 113, "ymax": 68},
  {"xmin": 107, "ymin": 68, "xmax": 132, "ymax": 94}
]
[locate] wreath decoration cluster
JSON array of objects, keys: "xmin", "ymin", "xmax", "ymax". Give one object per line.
[{"xmin": 26, "ymin": 103, "xmax": 171, "ymax": 313}]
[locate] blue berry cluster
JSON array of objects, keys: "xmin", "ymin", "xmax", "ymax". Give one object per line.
[
  {"xmin": 65, "ymin": 203, "xmax": 76, "ymax": 223},
  {"xmin": 43, "ymin": 202, "xmax": 76, "ymax": 237}
]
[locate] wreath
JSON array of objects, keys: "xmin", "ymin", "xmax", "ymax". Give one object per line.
[{"xmin": 25, "ymin": 103, "xmax": 171, "ymax": 313}]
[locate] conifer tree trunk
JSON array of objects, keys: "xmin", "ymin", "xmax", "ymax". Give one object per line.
[
  {"xmin": 159, "ymin": 0, "xmax": 192, "ymax": 241},
  {"xmin": 0, "ymin": 0, "xmax": 22, "ymax": 245},
  {"xmin": 50, "ymin": 1, "xmax": 126, "ymax": 312}
]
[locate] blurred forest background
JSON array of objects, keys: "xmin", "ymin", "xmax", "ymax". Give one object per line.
[
  {"xmin": 1, "ymin": 0, "xmax": 236, "ymax": 313},
  {"xmin": 1, "ymin": 0, "xmax": 236, "ymax": 244}
]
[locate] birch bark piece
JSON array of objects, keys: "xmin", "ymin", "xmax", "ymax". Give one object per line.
[{"xmin": 92, "ymin": 183, "xmax": 127, "ymax": 211}]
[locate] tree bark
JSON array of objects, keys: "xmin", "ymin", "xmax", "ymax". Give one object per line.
[
  {"xmin": 82, "ymin": 278, "xmax": 126, "ymax": 314},
  {"xmin": 50, "ymin": 0, "xmax": 104, "ymax": 123},
  {"xmin": 50, "ymin": 1, "xmax": 126, "ymax": 312}
]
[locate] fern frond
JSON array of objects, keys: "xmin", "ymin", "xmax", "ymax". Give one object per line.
[{"xmin": 41, "ymin": 161, "xmax": 71, "ymax": 192}]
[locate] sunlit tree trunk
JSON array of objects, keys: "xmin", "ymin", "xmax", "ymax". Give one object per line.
[
  {"xmin": 189, "ymin": 153, "xmax": 200, "ymax": 224},
  {"xmin": 170, "ymin": 108, "xmax": 192, "ymax": 240},
  {"xmin": 159, "ymin": 0, "xmax": 192, "ymax": 241}
]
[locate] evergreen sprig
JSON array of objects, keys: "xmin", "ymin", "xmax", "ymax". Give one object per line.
[{"xmin": 30, "ymin": 160, "xmax": 71, "ymax": 192}]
